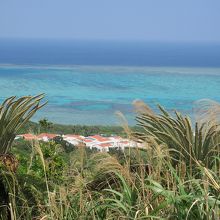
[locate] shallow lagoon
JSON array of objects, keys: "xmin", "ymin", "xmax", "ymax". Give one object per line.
[{"xmin": 0, "ymin": 65, "xmax": 220, "ymax": 125}]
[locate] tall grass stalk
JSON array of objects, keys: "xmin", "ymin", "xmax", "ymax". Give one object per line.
[{"xmin": 34, "ymin": 141, "xmax": 52, "ymax": 219}]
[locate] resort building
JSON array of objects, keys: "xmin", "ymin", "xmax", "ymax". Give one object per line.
[
  {"xmin": 17, "ymin": 133, "xmax": 59, "ymax": 142},
  {"xmin": 37, "ymin": 133, "xmax": 59, "ymax": 142},
  {"xmin": 82, "ymin": 135, "xmax": 136, "ymax": 152},
  {"xmin": 62, "ymin": 134, "xmax": 85, "ymax": 146},
  {"xmin": 17, "ymin": 133, "xmax": 38, "ymax": 141},
  {"xmin": 17, "ymin": 133, "xmax": 137, "ymax": 152}
]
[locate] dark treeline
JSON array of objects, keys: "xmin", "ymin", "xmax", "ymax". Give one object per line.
[{"xmin": 20, "ymin": 120, "xmax": 142, "ymax": 137}]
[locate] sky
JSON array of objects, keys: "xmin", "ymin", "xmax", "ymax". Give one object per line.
[{"xmin": 0, "ymin": 0, "xmax": 220, "ymax": 43}]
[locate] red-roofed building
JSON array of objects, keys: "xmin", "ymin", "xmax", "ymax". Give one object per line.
[
  {"xmin": 17, "ymin": 133, "xmax": 136, "ymax": 151},
  {"xmin": 84, "ymin": 139, "xmax": 93, "ymax": 143},
  {"xmin": 37, "ymin": 133, "xmax": 59, "ymax": 141},
  {"xmin": 18, "ymin": 134, "xmax": 38, "ymax": 141},
  {"xmin": 64, "ymin": 134, "xmax": 84, "ymax": 140},
  {"xmin": 63, "ymin": 134, "xmax": 85, "ymax": 146},
  {"xmin": 99, "ymin": 143, "xmax": 112, "ymax": 147},
  {"xmin": 96, "ymin": 142, "xmax": 112, "ymax": 152},
  {"xmin": 88, "ymin": 135, "xmax": 109, "ymax": 142}
]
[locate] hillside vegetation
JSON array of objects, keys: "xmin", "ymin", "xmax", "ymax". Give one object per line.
[
  {"xmin": 20, "ymin": 121, "xmax": 129, "ymax": 137},
  {"xmin": 0, "ymin": 96, "xmax": 220, "ymax": 219}
]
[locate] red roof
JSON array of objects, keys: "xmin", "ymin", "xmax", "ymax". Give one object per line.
[
  {"xmin": 20, "ymin": 134, "xmax": 37, "ymax": 140},
  {"xmin": 89, "ymin": 135, "xmax": 109, "ymax": 142},
  {"xmin": 37, "ymin": 133, "xmax": 58, "ymax": 139},
  {"xmin": 84, "ymin": 139, "xmax": 93, "ymax": 143},
  {"xmin": 99, "ymin": 143, "xmax": 112, "ymax": 147}
]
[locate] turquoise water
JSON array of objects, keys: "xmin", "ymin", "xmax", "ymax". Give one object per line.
[{"xmin": 0, "ymin": 65, "xmax": 220, "ymax": 125}]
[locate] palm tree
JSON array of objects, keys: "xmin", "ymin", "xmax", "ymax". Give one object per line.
[
  {"xmin": 133, "ymin": 101, "xmax": 220, "ymax": 170},
  {"xmin": 0, "ymin": 94, "xmax": 46, "ymax": 219}
]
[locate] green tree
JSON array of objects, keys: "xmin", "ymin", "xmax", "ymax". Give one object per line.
[
  {"xmin": 0, "ymin": 94, "xmax": 46, "ymax": 219},
  {"xmin": 134, "ymin": 102, "xmax": 220, "ymax": 170},
  {"xmin": 38, "ymin": 118, "xmax": 53, "ymax": 133}
]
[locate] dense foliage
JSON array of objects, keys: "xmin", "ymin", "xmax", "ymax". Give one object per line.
[
  {"xmin": 1, "ymin": 97, "xmax": 220, "ymax": 219},
  {"xmin": 0, "ymin": 94, "xmax": 46, "ymax": 219},
  {"xmin": 20, "ymin": 121, "xmax": 131, "ymax": 137}
]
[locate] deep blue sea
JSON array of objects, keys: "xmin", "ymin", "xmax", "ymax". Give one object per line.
[{"xmin": 0, "ymin": 39, "xmax": 220, "ymax": 125}]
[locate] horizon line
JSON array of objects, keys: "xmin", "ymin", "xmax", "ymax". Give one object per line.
[{"xmin": 0, "ymin": 37, "xmax": 220, "ymax": 45}]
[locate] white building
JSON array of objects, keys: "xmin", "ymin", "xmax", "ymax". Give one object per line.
[
  {"xmin": 83, "ymin": 135, "xmax": 136, "ymax": 152},
  {"xmin": 62, "ymin": 134, "xmax": 85, "ymax": 146}
]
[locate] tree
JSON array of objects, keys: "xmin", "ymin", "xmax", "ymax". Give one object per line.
[
  {"xmin": 0, "ymin": 94, "xmax": 46, "ymax": 219},
  {"xmin": 134, "ymin": 101, "xmax": 220, "ymax": 170},
  {"xmin": 38, "ymin": 118, "xmax": 53, "ymax": 133}
]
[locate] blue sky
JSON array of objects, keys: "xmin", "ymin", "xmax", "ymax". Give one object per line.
[{"xmin": 0, "ymin": 0, "xmax": 220, "ymax": 42}]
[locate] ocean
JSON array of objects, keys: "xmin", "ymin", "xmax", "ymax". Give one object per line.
[{"xmin": 0, "ymin": 39, "xmax": 220, "ymax": 125}]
